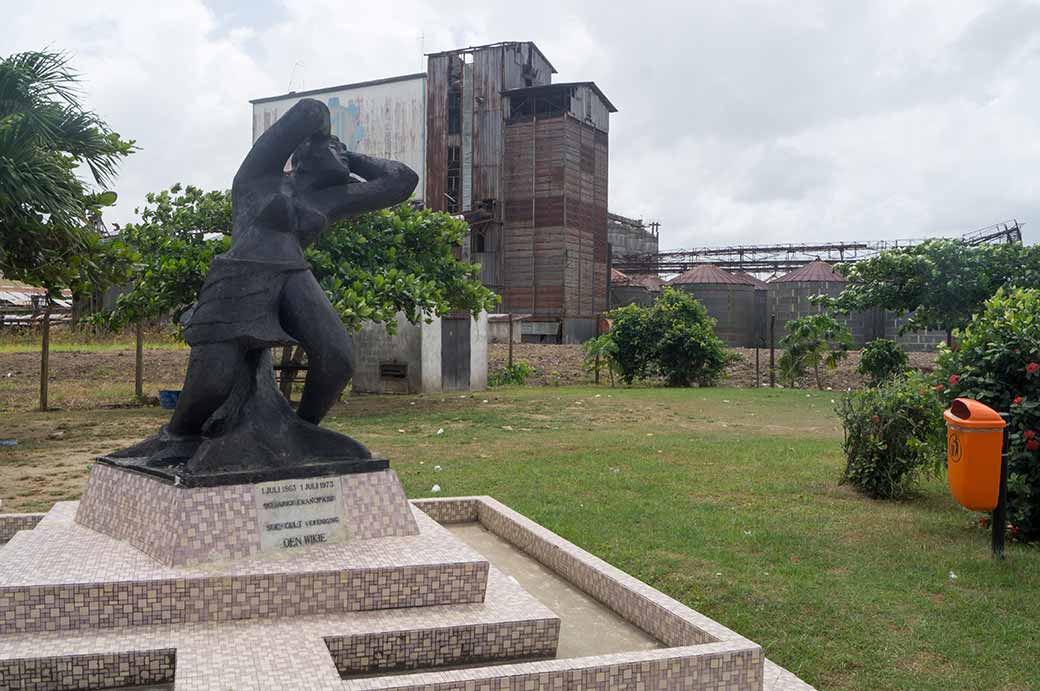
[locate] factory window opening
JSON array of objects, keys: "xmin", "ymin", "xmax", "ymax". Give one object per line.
[
  {"xmin": 446, "ymin": 145, "xmax": 461, "ymax": 214},
  {"xmin": 474, "ymin": 231, "xmax": 486, "ymax": 254},
  {"xmin": 447, "ymin": 88, "xmax": 462, "ymax": 135}
]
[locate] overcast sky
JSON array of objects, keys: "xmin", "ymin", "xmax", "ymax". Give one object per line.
[{"xmin": 5, "ymin": 0, "xmax": 1039, "ymax": 249}]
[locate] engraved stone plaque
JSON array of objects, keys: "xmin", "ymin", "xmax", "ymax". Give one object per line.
[{"xmin": 255, "ymin": 477, "xmax": 348, "ymax": 551}]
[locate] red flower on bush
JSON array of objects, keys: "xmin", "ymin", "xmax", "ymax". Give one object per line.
[
  {"xmin": 871, "ymin": 415, "xmax": 881, "ymax": 423},
  {"xmin": 1013, "ymin": 396, "xmax": 1024, "ymax": 406},
  {"xmin": 1025, "ymin": 430, "xmax": 1036, "ymax": 441},
  {"xmin": 1027, "ymin": 439, "xmax": 1040, "ymax": 452},
  {"xmin": 948, "ymin": 374, "xmax": 960, "ymax": 386},
  {"xmin": 1028, "ymin": 362, "xmax": 1040, "ymax": 375},
  {"xmin": 933, "ymin": 384, "xmax": 944, "ymax": 392},
  {"xmin": 980, "ymin": 516, "xmax": 990, "ymax": 529},
  {"xmin": 919, "ymin": 389, "xmax": 927, "ymax": 395}
]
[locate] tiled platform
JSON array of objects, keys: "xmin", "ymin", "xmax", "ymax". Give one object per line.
[
  {"xmin": 0, "ymin": 496, "xmax": 817, "ymax": 690},
  {"xmin": 0, "ymin": 566, "xmax": 558, "ymax": 691},
  {"xmin": 0, "ymin": 505, "xmax": 488, "ymax": 634}
]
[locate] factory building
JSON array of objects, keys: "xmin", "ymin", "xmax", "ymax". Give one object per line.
[
  {"xmin": 251, "ymin": 41, "xmax": 616, "ymax": 344},
  {"xmin": 608, "ymin": 213, "xmax": 659, "ymax": 259}
]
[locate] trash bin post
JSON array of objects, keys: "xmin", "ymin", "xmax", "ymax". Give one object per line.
[{"xmin": 992, "ymin": 416, "xmax": 1010, "ymax": 560}]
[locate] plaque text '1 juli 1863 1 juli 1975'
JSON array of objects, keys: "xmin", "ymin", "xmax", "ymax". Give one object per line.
[{"xmin": 254, "ymin": 478, "xmax": 348, "ymax": 551}]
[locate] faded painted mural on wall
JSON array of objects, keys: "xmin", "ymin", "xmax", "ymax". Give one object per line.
[{"xmin": 252, "ymin": 76, "xmax": 426, "ymax": 202}]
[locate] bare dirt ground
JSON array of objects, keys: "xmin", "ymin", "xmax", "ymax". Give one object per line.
[
  {"xmin": 489, "ymin": 343, "xmax": 937, "ymax": 390},
  {"xmin": 0, "ymin": 343, "xmax": 938, "ymax": 414}
]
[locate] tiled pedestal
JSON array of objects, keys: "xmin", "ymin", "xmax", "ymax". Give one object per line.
[
  {"xmin": 0, "ymin": 492, "xmax": 814, "ymax": 690},
  {"xmin": 76, "ymin": 463, "xmax": 420, "ymax": 566}
]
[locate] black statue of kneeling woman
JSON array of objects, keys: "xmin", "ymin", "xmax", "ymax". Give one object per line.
[{"xmin": 109, "ymin": 99, "xmax": 418, "ymax": 482}]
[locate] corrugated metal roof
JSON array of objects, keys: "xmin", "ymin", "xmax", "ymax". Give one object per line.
[
  {"xmin": 501, "ymin": 82, "xmax": 618, "ymax": 113},
  {"xmin": 670, "ymin": 264, "xmax": 757, "ymax": 286},
  {"xmin": 730, "ymin": 270, "xmax": 769, "ymax": 289},
  {"xmin": 612, "ymin": 269, "xmax": 665, "ymax": 291},
  {"xmin": 770, "ymin": 260, "xmax": 847, "ymax": 283}
]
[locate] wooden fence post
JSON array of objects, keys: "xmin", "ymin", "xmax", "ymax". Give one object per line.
[
  {"xmin": 135, "ymin": 322, "xmax": 144, "ymax": 400},
  {"xmin": 39, "ymin": 302, "xmax": 51, "ymax": 411}
]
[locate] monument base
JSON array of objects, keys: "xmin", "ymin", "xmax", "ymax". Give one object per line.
[{"xmin": 75, "ymin": 462, "xmax": 419, "ymax": 567}]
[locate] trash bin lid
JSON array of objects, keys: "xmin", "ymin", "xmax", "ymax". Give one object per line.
[{"xmin": 943, "ymin": 398, "xmax": 1006, "ymax": 430}]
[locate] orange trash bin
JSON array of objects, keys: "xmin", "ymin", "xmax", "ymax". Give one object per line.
[{"xmin": 944, "ymin": 398, "xmax": 1006, "ymax": 511}]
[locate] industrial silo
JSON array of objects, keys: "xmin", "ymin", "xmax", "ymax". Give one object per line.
[
  {"xmin": 610, "ymin": 269, "xmax": 655, "ymax": 307},
  {"xmin": 669, "ymin": 264, "xmax": 757, "ymax": 346},
  {"xmin": 731, "ymin": 271, "xmax": 770, "ymax": 347},
  {"xmin": 766, "ymin": 260, "xmax": 869, "ymax": 345}
]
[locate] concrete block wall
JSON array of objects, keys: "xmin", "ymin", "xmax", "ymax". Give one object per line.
[{"xmin": 351, "ymin": 312, "xmax": 442, "ymax": 394}]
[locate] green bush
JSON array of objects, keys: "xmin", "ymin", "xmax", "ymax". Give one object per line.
[
  {"xmin": 778, "ymin": 313, "xmax": 852, "ymax": 389},
  {"xmin": 858, "ymin": 338, "xmax": 909, "ymax": 385},
  {"xmin": 607, "ymin": 288, "xmax": 728, "ymax": 387},
  {"xmin": 607, "ymin": 303, "xmax": 658, "ymax": 384},
  {"xmin": 837, "ymin": 372, "xmax": 946, "ymax": 499},
  {"xmin": 582, "ymin": 333, "xmax": 618, "ymax": 385},
  {"xmin": 488, "ymin": 361, "xmax": 534, "ymax": 387},
  {"xmin": 937, "ymin": 288, "xmax": 1040, "ymax": 540}
]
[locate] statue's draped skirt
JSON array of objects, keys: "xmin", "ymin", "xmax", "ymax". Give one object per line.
[{"xmin": 183, "ymin": 255, "xmax": 310, "ymax": 349}]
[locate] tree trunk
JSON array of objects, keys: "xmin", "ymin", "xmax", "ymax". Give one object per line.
[
  {"xmin": 814, "ymin": 361, "xmax": 822, "ymax": 390},
  {"xmin": 39, "ymin": 302, "xmax": 51, "ymax": 412},
  {"xmin": 594, "ymin": 354, "xmax": 601, "ymax": 385},
  {"xmin": 135, "ymin": 322, "xmax": 144, "ymax": 400},
  {"xmin": 278, "ymin": 346, "xmax": 306, "ymax": 402}
]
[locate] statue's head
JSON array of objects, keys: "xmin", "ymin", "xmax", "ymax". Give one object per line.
[{"xmin": 291, "ymin": 134, "xmax": 352, "ymax": 192}]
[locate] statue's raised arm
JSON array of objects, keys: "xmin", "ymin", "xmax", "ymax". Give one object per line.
[{"xmin": 235, "ymin": 99, "xmax": 331, "ymax": 185}]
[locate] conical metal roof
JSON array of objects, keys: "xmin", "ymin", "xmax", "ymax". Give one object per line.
[
  {"xmin": 670, "ymin": 264, "xmax": 757, "ymax": 286},
  {"xmin": 770, "ymin": 260, "xmax": 846, "ymax": 283},
  {"xmin": 612, "ymin": 269, "xmax": 666, "ymax": 291},
  {"xmin": 729, "ymin": 270, "xmax": 769, "ymax": 289}
]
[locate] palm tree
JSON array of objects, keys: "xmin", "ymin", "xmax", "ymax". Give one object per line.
[{"xmin": 0, "ymin": 50, "xmax": 134, "ymax": 409}]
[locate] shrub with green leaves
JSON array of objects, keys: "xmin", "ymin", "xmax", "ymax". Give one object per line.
[
  {"xmin": 858, "ymin": 338, "xmax": 909, "ymax": 386},
  {"xmin": 778, "ymin": 313, "xmax": 852, "ymax": 389},
  {"xmin": 937, "ymin": 288, "xmax": 1040, "ymax": 540},
  {"xmin": 837, "ymin": 372, "xmax": 946, "ymax": 499},
  {"xmin": 582, "ymin": 333, "xmax": 618, "ymax": 386},
  {"xmin": 488, "ymin": 361, "xmax": 533, "ymax": 387},
  {"xmin": 607, "ymin": 288, "xmax": 728, "ymax": 387}
]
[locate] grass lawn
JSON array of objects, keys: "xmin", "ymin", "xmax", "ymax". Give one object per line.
[{"xmin": 1, "ymin": 385, "xmax": 1037, "ymax": 690}]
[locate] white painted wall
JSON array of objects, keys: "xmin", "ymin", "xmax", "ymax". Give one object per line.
[{"xmin": 252, "ymin": 76, "xmax": 427, "ymax": 202}]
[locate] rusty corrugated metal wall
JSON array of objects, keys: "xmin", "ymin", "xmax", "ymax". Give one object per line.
[
  {"xmin": 425, "ymin": 55, "xmax": 450, "ymax": 212},
  {"xmin": 425, "ymin": 43, "xmax": 608, "ymax": 342},
  {"xmin": 500, "ymin": 114, "xmax": 609, "ymax": 331}
]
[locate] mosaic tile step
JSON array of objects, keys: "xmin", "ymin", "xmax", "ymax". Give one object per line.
[
  {"xmin": 0, "ymin": 506, "xmax": 489, "ymax": 635},
  {"xmin": 0, "ymin": 564, "xmax": 559, "ymax": 691},
  {"xmin": 75, "ymin": 463, "xmax": 419, "ymax": 567}
]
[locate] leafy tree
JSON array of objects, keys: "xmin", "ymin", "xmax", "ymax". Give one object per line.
[
  {"xmin": 827, "ymin": 240, "xmax": 1039, "ymax": 347},
  {"xmin": 937, "ymin": 288, "xmax": 1040, "ymax": 540},
  {"xmin": 652, "ymin": 289, "xmax": 729, "ymax": 386},
  {"xmin": 858, "ymin": 338, "xmax": 909, "ymax": 386},
  {"xmin": 309, "ymin": 203, "xmax": 497, "ymax": 331},
  {"xmin": 606, "ymin": 303, "xmax": 657, "ymax": 384},
  {"xmin": 0, "ymin": 50, "xmax": 135, "ymax": 410},
  {"xmin": 778, "ymin": 313, "xmax": 852, "ymax": 389},
  {"xmin": 606, "ymin": 288, "xmax": 728, "ymax": 387}
]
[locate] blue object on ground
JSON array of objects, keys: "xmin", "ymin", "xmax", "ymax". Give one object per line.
[
  {"xmin": 0, "ymin": 440, "xmax": 16, "ymax": 446},
  {"xmin": 158, "ymin": 390, "xmax": 181, "ymax": 409}
]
